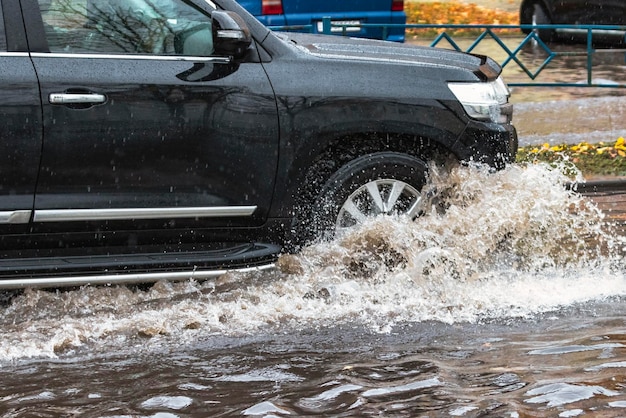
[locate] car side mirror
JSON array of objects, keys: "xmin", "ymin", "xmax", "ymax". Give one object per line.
[{"xmin": 211, "ymin": 11, "xmax": 252, "ymax": 59}]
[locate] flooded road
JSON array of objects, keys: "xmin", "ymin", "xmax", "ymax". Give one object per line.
[{"xmin": 1, "ymin": 163, "xmax": 625, "ymax": 416}]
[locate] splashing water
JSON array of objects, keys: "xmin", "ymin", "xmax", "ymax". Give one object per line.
[
  {"xmin": 280, "ymin": 162, "xmax": 624, "ymax": 324},
  {"xmin": 0, "ymin": 163, "xmax": 624, "ymax": 361}
]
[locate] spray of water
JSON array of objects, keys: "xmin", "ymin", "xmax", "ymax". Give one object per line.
[
  {"xmin": 289, "ymin": 161, "xmax": 620, "ymax": 280},
  {"xmin": 276, "ymin": 162, "xmax": 624, "ymax": 324},
  {"xmin": 0, "ymin": 163, "xmax": 624, "ymax": 361}
]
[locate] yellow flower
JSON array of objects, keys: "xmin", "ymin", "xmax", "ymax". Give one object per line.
[
  {"xmin": 571, "ymin": 142, "xmax": 590, "ymax": 153},
  {"xmin": 615, "ymin": 137, "xmax": 626, "ymax": 151}
]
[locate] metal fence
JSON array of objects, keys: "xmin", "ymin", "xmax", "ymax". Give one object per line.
[{"xmin": 271, "ymin": 19, "xmax": 626, "ymax": 89}]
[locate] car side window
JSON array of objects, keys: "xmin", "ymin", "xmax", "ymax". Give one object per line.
[{"xmin": 38, "ymin": 0, "xmax": 214, "ymax": 55}]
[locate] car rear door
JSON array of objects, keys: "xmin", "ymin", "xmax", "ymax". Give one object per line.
[
  {"xmin": 0, "ymin": 1, "xmax": 42, "ymax": 234},
  {"xmin": 22, "ymin": 0, "xmax": 279, "ymax": 241}
]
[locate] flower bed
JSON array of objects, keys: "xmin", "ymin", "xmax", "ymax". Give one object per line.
[{"xmin": 517, "ymin": 138, "xmax": 626, "ymax": 178}]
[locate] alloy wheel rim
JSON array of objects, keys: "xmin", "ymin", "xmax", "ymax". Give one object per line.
[{"xmin": 336, "ymin": 179, "xmax": 422, "ymax": 230}]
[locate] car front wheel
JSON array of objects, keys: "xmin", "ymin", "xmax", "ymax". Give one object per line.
[{"xmin": 299, "ymin": 152, "xmax": 429, "ymax": 243}]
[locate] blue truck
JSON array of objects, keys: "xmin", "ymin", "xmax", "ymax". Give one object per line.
[{"xmin": 236, "ymin": 0, "xmax": 406, "ymax": 42}]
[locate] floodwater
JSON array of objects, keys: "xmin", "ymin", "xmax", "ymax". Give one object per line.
[{"xmin": 1, "ymin": 162, "xmax": 625, "ymax": 417}]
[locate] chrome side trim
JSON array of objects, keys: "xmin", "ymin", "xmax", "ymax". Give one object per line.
[
  {"xmin": 34, "ymin": 206, "xmax": 257, "ymax": 222},
  {"xmin": 557, "ymin": 28, "xmax": 626, "ymax": 36},
  {"xmin": 30, "ymin": 52, "xmax": 231, "ymax": 64},
  {"xmin": 0, "ymin": 264, "xmax": 275, "ymax": 289},
  {"xmin": 0, "ymin": 52, "xmax": 30, "ymax": 58},
  {"xmin": 0, "ymin": 210, "xmax": 32, "ymax": 224}
]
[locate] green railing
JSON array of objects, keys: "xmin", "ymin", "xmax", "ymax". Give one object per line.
[{"xmin": 270, "ymin": 19, "xmax": 626, "ymax": 88}]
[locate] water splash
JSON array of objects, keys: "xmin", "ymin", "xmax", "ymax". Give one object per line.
[
  {"xmin": 291, "ymin": 162, "xmax": 617, "ymax": 278},
  {"xmin": 0, "ymin": 163, "xmax": 624, "ymax": 361}
]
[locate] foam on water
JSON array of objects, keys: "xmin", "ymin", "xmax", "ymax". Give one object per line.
[{"xmin": 0, "ymin": 163, "xmax": 624, "ymax": 362}]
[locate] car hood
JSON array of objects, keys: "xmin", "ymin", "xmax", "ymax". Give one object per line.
[{"xmin": 279, "ymin": 32, "xmax": 501, "ymax": 81}]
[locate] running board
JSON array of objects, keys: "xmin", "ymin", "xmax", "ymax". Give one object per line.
[
  {"xmin": 0, "ymin": 264, "xmax": 275, "ymax": 290},
  {"xmin": 0, "ymin": 242, "xmax": 280, "ymax": 289}
]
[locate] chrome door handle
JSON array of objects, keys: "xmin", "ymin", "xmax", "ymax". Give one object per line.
[{"xmin": 49, "ymin": 93, "xmax": 106, "ymax": 105}]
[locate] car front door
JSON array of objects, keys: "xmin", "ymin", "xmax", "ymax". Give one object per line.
[{"xmin": 24, "ymin": 0, "xmax": 279, "ymax": 244}]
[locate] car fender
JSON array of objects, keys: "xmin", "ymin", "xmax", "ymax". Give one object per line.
[{"xmin": 268, "ymin": 98, "xmax": 469, "ymax": 218}]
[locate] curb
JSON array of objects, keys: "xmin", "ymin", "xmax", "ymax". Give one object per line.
[{"xmin": 568, "ymin": 179, "xmax": 626, "ymax": 194}]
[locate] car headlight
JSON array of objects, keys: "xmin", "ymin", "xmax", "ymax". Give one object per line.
[{"xmin": 448, "ymin": 77, "xmax": 512, "ymax": 124}]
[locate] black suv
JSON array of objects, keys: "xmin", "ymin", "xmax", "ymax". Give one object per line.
[{"xmin": 0, "ymin": 0, "xmax": 517, "ymax": 288}]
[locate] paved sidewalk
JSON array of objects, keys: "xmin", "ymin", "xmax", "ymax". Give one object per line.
[{"xmin": 514, "ymin": 96, "xmax": 626, "ymax": 147}]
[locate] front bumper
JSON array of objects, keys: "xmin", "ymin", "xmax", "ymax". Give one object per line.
[{"xmin": 460, "ymin": 120, "xmax": 518, "ymax": 169}]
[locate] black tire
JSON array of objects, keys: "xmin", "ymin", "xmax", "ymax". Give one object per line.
[
  {"xmin": 520, "ymin": 2, "xmax": 534, "ymax": 33},
  {"xmin": 295, "ymin": 152, "xmax": 429, "ymax": 245},
  {"xmin": 532, "ymin": 3, "xmax": 554, "ymax": 42}
]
